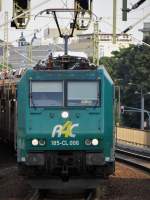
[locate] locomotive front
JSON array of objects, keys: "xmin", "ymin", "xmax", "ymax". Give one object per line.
[{"xmin": 17, "ymin": 55, "xmax": 114, "ymax": 189}]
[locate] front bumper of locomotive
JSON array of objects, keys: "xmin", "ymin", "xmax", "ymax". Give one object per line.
[
  {"xmin": 25, "ymin": 152, "xmax": 106, "ymax": 166},
  {"xmin": 18, "ymin": 151, "xmax": 114, "ymax": 189}
]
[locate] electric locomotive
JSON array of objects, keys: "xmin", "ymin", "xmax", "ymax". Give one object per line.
[
  {"xmin": 16, "ymin": 53, "xmax": 115, "ymax": 189},
  {"xmin": 0, "ymin": 0, "xmax": 115, "ymax": 190}
]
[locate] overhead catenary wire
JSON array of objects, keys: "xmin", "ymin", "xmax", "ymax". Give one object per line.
[
  {"xmin": 11, "ymin": 47, "xmax": 37, "ymax": 64},
  {"xmin": 0, "ymin": 17, "xmax": 53, "ymax": 48},
  {"xmin": 135, "ymin": 2, "xmax": 150, "ymax": 12},
  {"xmin": 89, "ymin": 7, "xmax": 150, "ymax": 48},
  {"xmin": 1, "ymin": 38, "xmax": 63, "ymax": 69},
  {"xmin": 101, "ymin": 17, "xmax": 150, "ymax": 48},
  {"xmin": 2, "ymin": 40, "xmax": 63, "ymax": 68},
  {"xmin": 0, "ymin": 15, "xmax": 76, "ymax": 33},
  {"xmin": 0, "ymin": 0, "xmax": 82, "ymax": 69},
  {"xmin": 33, "ymin": 2, "xmax": 78, "ymax": 36},
  {"xmin": 122, "ymin": 11, "xmax": 150, "ymax": 33},
  {"xmin": 128, "ymin": 0, "xmax": 146, "ymax": 12},
  {"xmin": 0, "ymin": 0, "xmax": 54, "ymax": 64},
  {"xmin": 0, "ymin": 19, "xmax": 68, "ymax": 67},
  {"xmin": 0, "ymin": 0, "xmax": 150, "ymax": 66},
  {"xmin": 0, "ymin": 18, "xmax": 63, "ymax": 68},
  {"xmin": 88, "ymin": 1, "xmax": 150, "ymax": 48},
  {"xmin": 0, "ymin": 12, "xmax": 65, "ymax": 48}
]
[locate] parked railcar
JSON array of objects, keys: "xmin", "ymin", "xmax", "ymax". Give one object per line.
[
  {"xmin": 0, "ymin": 79, "xmax": 17, "ymax": 146},
  {"xmin": 0, "ymin": 54, "xmax": 115, "ymax": 189}
]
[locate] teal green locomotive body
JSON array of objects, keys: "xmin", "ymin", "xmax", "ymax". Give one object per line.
[{"xmin": 17, "ymin": 66, "xmax": 114, "ymax": 188}]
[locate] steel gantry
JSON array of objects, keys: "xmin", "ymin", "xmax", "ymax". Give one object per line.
[
  {"xmin": 3, "ymin": 11, "xmax": 9, "ymax": 69},
  {"xmin": 11, "ymin": 0, "xmax": 31, "ymax": 29},
  {"xmin": 10, "ymin": 0, "xmax": 93, "ymax": 29}
]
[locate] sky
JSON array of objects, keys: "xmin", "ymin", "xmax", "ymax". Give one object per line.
[{"xmin": 0, "ymin": 0, "xmax": 150, "ymax": 45}]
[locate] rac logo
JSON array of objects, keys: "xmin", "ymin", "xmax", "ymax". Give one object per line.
[{"xmin": 52, "ymin": 121, "xmax": 79, "ymax": 138}]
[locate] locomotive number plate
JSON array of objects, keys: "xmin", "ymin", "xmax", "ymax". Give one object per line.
[{"xmin": 51, "ymin": 140, "xmax": 79, "ymax": 146}]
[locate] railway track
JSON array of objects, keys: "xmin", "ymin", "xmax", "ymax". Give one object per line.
[
  {"xmin": 25, "ymin": 189, "xmax": 96, "ymax": 200},
  {"xmin": 0, "ymin": 165, "xmax": 17, "ymax": 177},
  {"xmin": 24, "ymin": 190, "xmax": 39, "ymax": 200},
  {"xmin": 115, "ymin": 148, "xmax": 150, "ymax": 173}
]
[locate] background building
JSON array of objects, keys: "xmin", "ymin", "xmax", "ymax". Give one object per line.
[
  {"xmin": 5, "ymin": 29, "xmax": 134, "ymax": 69},
  {"xmin": 69, "ymin": 33, "xmax": 134, "ymax": 58}
]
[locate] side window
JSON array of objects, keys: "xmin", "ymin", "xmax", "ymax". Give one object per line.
[
  {"xmin": 67, "ymin": 81, "xmax": 99, "ymax": 106},
  {"xmin": 30, "ymin": 81, "xmax": 63, "ymax": 107}
]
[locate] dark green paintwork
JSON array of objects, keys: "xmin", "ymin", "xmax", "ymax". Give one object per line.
[{"xmin": 17, "ymin": 67, "xmax": 114, "ymax": 162}]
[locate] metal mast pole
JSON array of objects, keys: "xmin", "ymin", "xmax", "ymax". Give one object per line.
[
  {"xmin": 113, "ymin": 0, "xmax": 117, "ymax": 44},
  {"xmin": 93, "ymin": 20, "xmax": 99, "ymax": 65},
  {"xmin": 141, "ymin": 88, "xmax": 144, "ymax": 130},
  {"xmin": 118, "ymin": 86, "xmax": 121, "ymax": 124},
  {"xmin": 3, "ymin": 11, "xmax": 9, "ymax": 69},
  {"xmin": 0, "ymin": 0, "xmax": 2, "ymax": 12},
  {"xmin": 28, "ymin": 44, "xmax": 32, "ymax": 65}
]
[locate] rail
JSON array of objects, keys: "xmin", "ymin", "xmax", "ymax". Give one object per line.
[
  {"xmin": 116, "ymin": 148, "xmax": 150, "ymax": 173},
  {"xmin": 24, "ymin": 189, "xmax": 96, "ymax": 200},
  {"xmin": 0, "ymin": 166, "xmax": 17, "ymax": 177},
  {"xmin": 24, "ymin": 190, "xmax": 39, "ymax": 200}
]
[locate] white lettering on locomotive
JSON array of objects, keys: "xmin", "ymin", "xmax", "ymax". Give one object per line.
[{"xmin": 52, "ymin": 121, "xmax": 79, "ymax": 138}]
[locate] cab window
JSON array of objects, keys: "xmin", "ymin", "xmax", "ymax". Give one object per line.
[
  {"xmin": 67, "ymin": 81, "xmax": 99, "ymax": 106},
  {"xmin": 30, "ymin": 81, "xmax": 63, "ymax": 107}
]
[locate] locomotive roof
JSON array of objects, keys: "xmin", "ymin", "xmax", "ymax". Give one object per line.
[{"xmin": 34, "ymin": 54, "xmax": 97, "ymax": 71}]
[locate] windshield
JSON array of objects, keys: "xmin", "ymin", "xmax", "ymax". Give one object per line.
[
  {"xmin": 30, "ymin": 81, "xmax": 63, "ymax": 107},
  {"xmin": 67, "ymin": 81, "xmax": 99, "ymax": 106},
  {"xmin": 30, "ymin": 81, "xmax": 100, "ymax": 107}
]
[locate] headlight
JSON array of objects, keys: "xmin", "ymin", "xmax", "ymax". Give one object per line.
[
  {"xmin": 38, "ymin": 139, "xmax": 46, "ymax": 146},
  {"xmin": 92, "ymin": 139, "xmax": 99, "ymax": 146},
  {"xmin": 32, "ymin": 139, "xmax": 38, "ymax": 146},
  {"xmin": 85, "ymin": 139, "xmax": 99, "ymax": 146},
  {"xmin": 85, "ymin": 139, "xmax": 92, "ymax": 146},
  {"xmin": 61, "ymin": 111, "xmax": 69, "ymax": 119}
]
